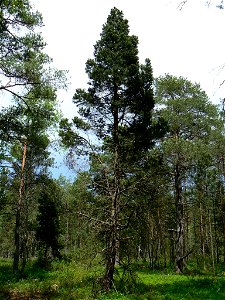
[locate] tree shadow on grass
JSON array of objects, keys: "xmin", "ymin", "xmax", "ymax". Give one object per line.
[
  {"xmin": 133, "ymin": 276, "xmax": 225, "ymax": 300},
  {"xmin": 0, "ymin": 261, "xmax": 15, "ymax": 285},
  {"xmin": 0, "ymin": 260, "xmax": 51, "ymax": 283},
  {"xmin": 0, "ymin": 260, "xmax": 54, "ymax": 300},
  {"xmin": 0, "ymin": 259, "xmax": 99, "ymax": 299}
]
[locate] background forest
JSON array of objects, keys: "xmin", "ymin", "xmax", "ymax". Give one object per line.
[{"xmin": 1, "ymin": 0, "xmax": 225, "ymax": 299}]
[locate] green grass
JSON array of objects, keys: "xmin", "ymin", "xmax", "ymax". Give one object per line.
[
  {"xmin": 1, "ymin": 258, "xmax": 225, "ymax": 299},
  {"xmin": 0, "ymin": 258, "xmax": 102, "ymax": 299}
]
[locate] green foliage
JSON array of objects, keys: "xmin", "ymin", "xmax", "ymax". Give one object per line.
[
  {"xmin": 57, "ymin": 172, "xmax": 99, "ymax": 258},
  {"xmin": 155, "ymin": 74, "xmax": 218, "ymax": 141},
  {"xmin": 0, "ymin": 0, "xmax": 67, "ymax": 102},
  {"xmin": 60, "ymin": 7, "xmax": 159, "ymax": 158},
  {"xmin": 60, "ymin": 8, "xmax": 167, "ymax": 292},
  {"xmin": 0, "ymin": 1, "xmax": 67, "ymax": 272},
  {"xmin": 36, "ymin": 177, "xmax": 62, "ymax": 260}
]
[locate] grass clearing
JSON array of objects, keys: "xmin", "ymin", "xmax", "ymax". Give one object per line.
[{"xmin": 1, "ymin": 258, "xmax": 225, "ymax": 299}]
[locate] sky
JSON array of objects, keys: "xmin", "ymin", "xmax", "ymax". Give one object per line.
[
  {"xmin": 2, "ymin": 0, "xmax": 225, "ymax": 179},
  {"xmin": 28, "ymin": 0, "xmax": 225, "ymax": 178},
  {"xmin": 31, "ymin": 0, "xmax": 225, "ymax": 121}
]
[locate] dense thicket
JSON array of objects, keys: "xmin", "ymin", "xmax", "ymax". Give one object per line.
[{"xmin": 1, "ymin": 2, "xmax": 225, "ymax": 294}]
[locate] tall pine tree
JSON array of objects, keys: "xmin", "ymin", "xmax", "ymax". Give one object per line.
[{"xmin": 60, "ymin": 7, "xmax": 161, "ymax": 291}]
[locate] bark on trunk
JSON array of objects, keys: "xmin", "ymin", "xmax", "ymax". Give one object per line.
[
  {"xmin": 103, "ymin": 86, "xmax": 120, "ymax": 291},
  {"xmin": 13, "ymin": 140, "xmax": 27, "ymax": 274},
  {"xmin": 175, "ymin": 161, "xmax": 185, "ymax": 273},
  {"xmin": 103, "ymin": 221, "xmax": 117, "ymax": 291},
  {"xmin": 199, "ymin": 202, "xmax": 206, "ymax": 269}
]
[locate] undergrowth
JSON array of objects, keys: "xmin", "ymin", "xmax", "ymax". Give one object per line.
[{"xmin": 1, "ymin": 258, "xmax": 225, "ymax": 299}]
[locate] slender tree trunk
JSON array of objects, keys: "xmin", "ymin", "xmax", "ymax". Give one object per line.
[
  {"xmin": 199, "ymin": 202, "xmax": 206, "ymax": 269},
  {"xmin": 175, "ymin": 161, "xmax": 185, "ymax": 273},
  {"xmin": 209, "ymin": 211, "xmax": 215, "ymax": 274},
  {"xmin": 103, "ymin": 201, "xmax": 118, "ymax": 291},
  {"xmin": 65, "ymin": 217, "xmax": 69, "ymax": 254},
  {"xmin": 103, "ymin": 174, "xmax": 119, "ymax": 291},
  {"xmin": 103, "ymin": 87, "xmax": 120, "ymax": 291},
  {"xmin": 221, "ymin": 158, "xmax": 225, "ymax": 262},
  {"xmin": 185, "ymin": 201, "xmax": 189, "ymax": 266},
  {"xmin": 13, "ymin": 140, "xmax": 27, "ymax": 274}
]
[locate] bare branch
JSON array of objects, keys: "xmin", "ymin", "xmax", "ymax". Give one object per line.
[
  {"xmin": 3, "ymin": 88, "xmax": 33, "ymax": 112},
  {"xmin": 177, "ymin": 0, "xmax": 187, "ymax": 10},
  {"xmin": 66, "ymin": 208, "xmax": 110, "ymax": 226},
  {"xmin": 178, "ymin": 0, "xmax": 224, "ymax": 9}
]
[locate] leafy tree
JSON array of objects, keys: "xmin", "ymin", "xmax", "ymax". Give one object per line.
[
  {"xmin": 60, "ymin": 7, "xmax": 162, "ymax": 291},
  {"xmin": 0, "ymin": 0, "xmax": 66, "ymax": 104},
  {"xmin": 155, "ymin": 74, "xmax": 220, "ymax": 272},
  {"xmin": 36, "ymin": 177, "xmax": 62, "ymax": 261},
  {"xmin": 0, "ymin": 89, "xmax": 61, "ymax": 274},
  {"xmin": 0, "ymin": 0, "xmax": 66, "ymax": 274},
  {"xmin": 0, "ymin": 88, "xmax": 60, "ymax": 273},
  {"xmin": 57, "ymin": 173, "xmax": 98, "ymax": 259}
]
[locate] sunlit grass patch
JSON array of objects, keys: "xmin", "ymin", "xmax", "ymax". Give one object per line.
[
  {"xmin": 0, "ymin": 258, "xmax": 103, "ymax": 299},
  {"xmin": 134, "ymin": 272, "xmax": 225, "ymax": 300},
  {"xmin": 1, "ymin": 258, "xmax": 225, "ymax": 299}
]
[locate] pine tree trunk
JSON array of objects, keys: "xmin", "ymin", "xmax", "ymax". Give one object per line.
[
  {"xmin": 209, "ymin": 212, "xmax": 215, "ymax": 274},
  {"xmin": 199, "ymin": 202, "xmax": 206, "ymax": 269},
  {"xmin": 103, "ymin": 213, "xmax": 118, "ymax": 291},
  {"xmin": 13, "ymin": 206, "xmax": 21, "ymax": 274},
  {"xmin": 175, "ymin": 162, "xmax": 184, "ymax": 273},
  {"xmin": 13, "ymin": 140, "xmax": 27, "ymax": 274},
  {"xmin": 103, "ymin": 168, "xmax": 119, "ymax": 291},
  {"xmin": 103, "ymin": 87, "xmax": 120, "ymax": 291}
]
